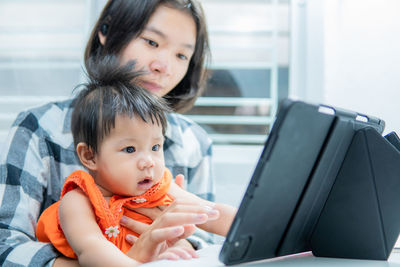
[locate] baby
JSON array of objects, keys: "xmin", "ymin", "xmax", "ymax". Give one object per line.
[{"xmin": 36, "ymin": 56, "xmax": 201, "ymax": 265}]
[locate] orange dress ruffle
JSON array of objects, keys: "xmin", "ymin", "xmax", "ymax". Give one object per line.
[{"xmin": 36, "ymin": 169, "xmax": 173, "ymax": 258}]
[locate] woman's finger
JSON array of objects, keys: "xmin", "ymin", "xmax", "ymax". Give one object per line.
[
  {"xmin": 150, "ymin": 225, "xmax": 185, "ymax": 243},
  {"xmin": 161, "ymin": 202, "xmax": 219, "ymax": 221},
  {"xmin": 129, "ymin": 206, "xmax": 163, "ymax": 220},
  {"xmin": 120, "ymin": 215, "xmax": 149, "ymax": 234},
  {"xmin": 121, "ymin": 202, "xmax": 215, "ymax": 237},
  {"xmin": 167, "ymin": 225, "xmax": 197, "ymax": 245},
  {"xmin": 162, "ymin": 225, "xmax": 197, "ymax": 247},
  {"xmin": 155, "ymin": 212, "xmax": 208, "ymax": 228},
  {"xmin": 125, "ymin": 234, "xmax": 138, "ymax": 245},
  {"xmin": 174, "ymin": 174, "xmax": 185, "ymax": 189},
  {"xmin": 181, "ymin": 224, "xmax": 197, "ymax": 239}
]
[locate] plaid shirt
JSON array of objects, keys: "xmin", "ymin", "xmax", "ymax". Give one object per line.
[{"xmin": 0, "ymin": 99, "xmax": 215, "ymax": 266}]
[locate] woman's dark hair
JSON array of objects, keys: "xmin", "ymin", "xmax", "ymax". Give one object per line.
[
  {"xmin": 84, "ymin": 0, "xmax": 210, "ymax": 113},
  {"xmin": 72, "ymin": 55, "xmax": 171, "ymax": 154}
]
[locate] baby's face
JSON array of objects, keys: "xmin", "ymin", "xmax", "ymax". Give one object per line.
[{"xmin": 93, "ymin": 114, "xmax": 165, "ymax": 197}]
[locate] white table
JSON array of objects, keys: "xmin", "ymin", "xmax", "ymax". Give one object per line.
[{"xmin": 142, "ymin": 245, "xmax": 400, "ymax": 267}]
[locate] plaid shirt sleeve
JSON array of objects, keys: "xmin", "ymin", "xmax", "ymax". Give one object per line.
[
  {"xmin": 164, "ymin": 113, "xmax": 216, "ymax": 247},
  {"xmin": 0, "ymin": 101, "xmax": 81, "ymax": 266},
  {"xmin": 164, "ymin": 113, "xmax": 216, "ymax": 201}
]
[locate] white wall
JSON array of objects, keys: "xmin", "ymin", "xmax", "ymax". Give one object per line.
[
  {"xmin": 291, "ymin": 0, "xmax": 400, "ymax": 134},
  {"xmin": 213, "ymin": 145, "xmax": 263, "ymax": 207},
  {"xmin": 324, "ymin": 0, "xmax": 400, "ymax": 134}
]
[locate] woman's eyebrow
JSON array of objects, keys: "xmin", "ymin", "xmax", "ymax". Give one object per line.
[
  {"xmin": 145, "ymin": 26, "xmax": 166, "ymax": 39},
  {"xmin": 145, "ymin": 26, "xmax": 195, "ymax": 51}
]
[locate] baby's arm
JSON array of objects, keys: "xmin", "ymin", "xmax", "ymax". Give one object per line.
[{"xmin": 59, "ymin": 188, "xmax": 137, "ymax": 266}]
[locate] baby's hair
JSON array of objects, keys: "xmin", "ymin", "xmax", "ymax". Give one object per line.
[{"xmin": 72, "ymin": 55, "xmax": 171, "ymax": 154}]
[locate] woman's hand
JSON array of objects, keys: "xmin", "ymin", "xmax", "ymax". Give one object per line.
[
  {"xmin": 174, "ymin": 174, "xmax": 186, "ymax": 189},
  {"xmin": 168, "ymin": 174, "xmax": 204, "ymax": 203},
  {"xmin": 124, "ymin": 200, "xmax": 218, "ymax": 263},
  {"xmin": 168, "ymin": 175, "xmax": 237, "ymax": 236}
]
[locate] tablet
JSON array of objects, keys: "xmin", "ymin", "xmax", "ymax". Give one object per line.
[{"xmin": 219, "ymin": 99, "xmax": 389, "ymax": 265}]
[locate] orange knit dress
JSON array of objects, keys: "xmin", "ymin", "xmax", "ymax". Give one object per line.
[{"xmin": 36, "ymin": 169, "xmax": 173, "ymax": 258}]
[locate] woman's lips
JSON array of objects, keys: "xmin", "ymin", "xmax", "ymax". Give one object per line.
[{"xmin": 140, "ymin": 81, "xmax": 162, "ymax": 93}]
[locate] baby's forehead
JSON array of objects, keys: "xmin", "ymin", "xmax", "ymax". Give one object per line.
[
  {"xmin": 115, "ymin": 112, "xmax": 161, "ymax": 125},
  {"xmin": 112, "ymin": 113, "xmax": 164, "ymax": 131}
]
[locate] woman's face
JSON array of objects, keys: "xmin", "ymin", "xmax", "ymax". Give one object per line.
[{"xmin": 119, "ymin": 5, "xmax": 197, "ymax": 97}]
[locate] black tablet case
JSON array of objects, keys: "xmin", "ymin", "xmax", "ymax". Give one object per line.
[{"xmin": 219, "ymin": 99, "xmax": 400, "ymax": 265}]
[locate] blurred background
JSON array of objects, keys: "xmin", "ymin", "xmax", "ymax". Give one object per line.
[{"xmin": 0, "ymin": 0, "xmax": 399, "ymax": 206}]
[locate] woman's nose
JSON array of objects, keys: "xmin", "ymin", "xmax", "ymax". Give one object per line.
[
  {"xmin": 150, "ymin": 54, "xmax": 171, "ymax": 75},
  {"xmin": 138, "ymin": 155, "xmax": 154, "ymax": 170}
]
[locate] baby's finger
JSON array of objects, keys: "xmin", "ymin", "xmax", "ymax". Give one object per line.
[
  {"xmin": 162, "ymin": 247, "xmax": 193, "ymax": 260},
  {"xmin": 157, "ymin": 252, "xmax": 180, "ymax": 261},
  {"xmin": 181, "ymin": 246, "xmax": 199, "ymax": 258}
]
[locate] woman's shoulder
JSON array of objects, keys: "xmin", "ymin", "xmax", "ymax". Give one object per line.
[
  {"xmin": 167, "ymin": 113, "xmax": 208, "ymax": 136},
  {"xmin": 13, "ymin": 98, "xmax": 73, "ymax": 126},
  {"xmin": 166, "ymin": 113, "xmax": 212, "ymax": 149},
  {"xmin": 10, "ymin": 98, "xmax": 75, "ymax": 149}
]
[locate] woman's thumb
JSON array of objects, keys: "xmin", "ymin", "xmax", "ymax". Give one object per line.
[{"xmin": 174, "ymin": 174, "xmax": 185, "ymax": 189}]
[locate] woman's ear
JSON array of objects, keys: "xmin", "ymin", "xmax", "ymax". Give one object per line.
[
  {"xmin": 76, "ymin": 142, "xmax": 97, "ymax": 171},
  {"xmin": 98, "ymin": 30, "xmax": 106, "ymax": 46}
]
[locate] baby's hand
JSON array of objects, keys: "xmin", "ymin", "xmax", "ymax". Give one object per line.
[{"xmin": 156, "ymin": 239, "xmax": 198, "ymax": 261}]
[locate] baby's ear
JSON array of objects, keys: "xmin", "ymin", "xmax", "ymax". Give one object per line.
[{"xmin": 76, "ymin": 143, "xmax": 97, "ymax": 171}]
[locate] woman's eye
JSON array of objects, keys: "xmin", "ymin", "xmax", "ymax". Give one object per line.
[
  {"xmin": 177, "ymin": 53, "xmax": 188, "ymax": 60},
  {"xmin": 145, "ymin": 38, "xmax": 158, "ymax": 48},
  {"xmin": 152, "ymin": 144, "xmax": 160, "ymax": 151},
  {"xmin": 123, "ymin": 146, "xmax": 136, "ymax": 153}
]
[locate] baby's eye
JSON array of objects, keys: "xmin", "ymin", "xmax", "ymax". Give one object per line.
[
  {"xmin": 123, "ymin": 146, "xmax": 136, "ymax": 153},
  {"xmin": 177, "ymin": 53, "xmax": 188, "ymax": 60},
  {"xmin": 152, "ymin": 144, "xmax": 161, "ymax": 151}
]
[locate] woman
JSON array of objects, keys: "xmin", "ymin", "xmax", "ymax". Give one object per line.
[{"xmin": 0, "ymin": 0, "xmax": 216, "ymax": 266}]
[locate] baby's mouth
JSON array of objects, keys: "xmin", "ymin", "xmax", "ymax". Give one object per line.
[{"xmin": 137, "ymin": 177, "xmax": 153, "ymax": 191}]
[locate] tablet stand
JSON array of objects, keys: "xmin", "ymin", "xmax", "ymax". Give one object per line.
[{"xmin": 311, "ymin": 127, "xmax": 400, "ymax": 260}]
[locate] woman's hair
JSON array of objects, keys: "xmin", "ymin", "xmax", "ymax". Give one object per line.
[
  {"xmin": 84, "ymin": 0, "xmax": 210, "ymax": 113},
  {"xmin": 72, "ymin": 55, "xmax": 171, "ymax": 154}
]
